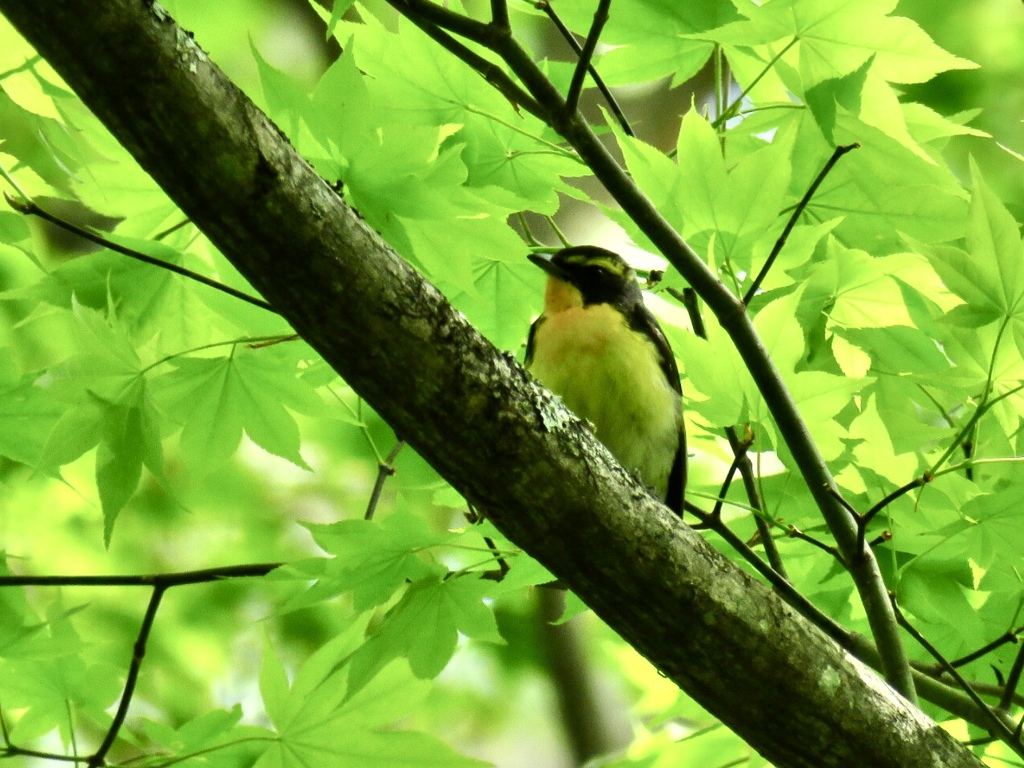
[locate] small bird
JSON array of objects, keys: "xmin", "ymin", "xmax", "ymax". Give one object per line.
[{"xmin": 525, "ymin": 245, "xmax": 686, "ymax": 513}]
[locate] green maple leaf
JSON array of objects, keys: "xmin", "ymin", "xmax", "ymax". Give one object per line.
[
  {"xmin": 918, "ymin": 159, "xmax": 1024, "ymax": 341},
  {"xmin": 0, "ymin": 349, "xmax": 64, "ymax": 468},
  {"xmin": 709, "ymin": 0, "xmax": 975, "ymax": 89},
  {"xmin": 34, "ymin": 302, "xmax": 163, "ymax": 541},
  {"xmin": 611, "ymin": 109, "xmax": 792, "ymax": 278},
  {"xmin": 154, "ymin": 345, "xmax": 322, "ymax": 474},
  {"xmin": 348, "ymin": 574, "xmax": 503, "ymax": 694},
  {"xmin": 288, "ymin": 509, "xmax": 453, "ymax": 612},
  {"xmin": 257, "ymin": 631, "xmax": 489, "ymax": 768},
  {"xmin": 549, "ymin": 0, "xmax": 740, "ymax": 87}
]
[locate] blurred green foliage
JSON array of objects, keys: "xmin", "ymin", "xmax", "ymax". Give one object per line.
[{"xmin": 3, "ymin": 0, "xmax": 1024, "ymax": 766}]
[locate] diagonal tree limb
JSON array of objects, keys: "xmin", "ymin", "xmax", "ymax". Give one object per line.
[{"xmin": 0, "ymin": 2, "xmax": 980, "ymax": 765}]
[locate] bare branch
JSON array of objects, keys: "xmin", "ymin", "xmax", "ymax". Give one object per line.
[
  {"xmin": 4, "ymin": 192, "xmax": 276, "ymax": 313},
  {"xmin": 564, "ymin": 0, "xmax": 611, "ymax": 116},
  {"xmin": 743, "ymin": 143, "xmax": 859, "ymax": 306},
  {"xmin": 536, "ymin": 0, "xmax": 632, "ymax": 136}
]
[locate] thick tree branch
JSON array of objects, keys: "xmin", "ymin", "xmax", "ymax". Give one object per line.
[{"xmin": 0, "ymin": 2, "xmax": 979, "ymax": 766}]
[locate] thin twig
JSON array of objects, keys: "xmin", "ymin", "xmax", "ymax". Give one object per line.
[
  {"xmin": 153, "ymin": 217, "xmax": 192, "ymax": 241},
  {"xmin": 479, "ymin": 535, "xmax": 511, "ymax": 581},
  {"xmin": 1, "ymin": 745, "xmax": 83, "ymax": 763},
  {"xmin": 365, "ymin": 439, "xmax": 405, "ymax": 520},
  {"xmin": 706, "ymin": 449, "xmax": 744, "ymax": 522},
  {"xmin": 742, "ymin": 143, "xmax": 859, "ymax": 305},
  {"xmin": 535, "ymin": 0, "xmax": 632, "ymax": 136},
  {"xmin": 725, "ymin": 427, "xmax": 787, "ymax": 579},
  {"xmin": 389, "ymin": 5, "xmax": 547, "ymax": 121},
  {"xmin": 891, "ymin": 594, "xmax": 1024, "ymax": 755},
  {"xmin": 866, "ymin": 531, "xmax": 891, "ymax": 548},
  {"xmin": 826, "ymin": 484, "xmax": 861, "ymax": 520},
  {"xmin": 787, "ymin": 525, "xmax": 844, "ymax": 563},
  {"xmin": 909, "ymin": 671, "xmax": 1024, "ymax": 709},
  {"xmin": 564, "ymin": 0, "xmax": 611, "ymax": 117},
  {"xmin": 0, "ymin": 563, "xmax": 281, "ymax": 587},
  {"xmin": 946, "ymin": 626, "xmax": 1024, "ymax": 670},
  {"xmin": 4, "ymin": 192, "xmax": 276, "ymax": 313},
  {"xmin": 88, "ymin": 584, "xmax": 167, "ymax": 767},
  {"xmin": 1, "ymin": 704, "xmax": 86, "ymax": 763},
  {"xmin": 675, "ymin": 288, "xmax": 706, "ymax": 337},
  {"xmin": 0, "ymin": 563, "xmax": 281, "ymax": 764},
  {"xmin": 862, "ymin": 475, "xmax": 930, "ymax": 529},
  {"xmin": 390, "ymin": 0, "xmax": 494, "ymax": 43},
  {"xmin": 246, "ymin": 334, "xmax": 300, "ymax": 348},
  {"xmin": 1001, "ymin": 639, "xmax": 1024, "ymax": 711},
  {"xmin": 929, "ymin": 381, "xmax": 1024, "ymax": 477},
  {"xmin": 672, "ymin": 287, "xmax": 787, "ymax": 576}
]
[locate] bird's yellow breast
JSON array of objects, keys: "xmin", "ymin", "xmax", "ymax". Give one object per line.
[{"xmin": 528, "ymin": 300, "xmax": 682, "ymax": 496}]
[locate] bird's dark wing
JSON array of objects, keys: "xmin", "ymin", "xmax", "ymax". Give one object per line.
[
  {"xmin": 524, "ymin": 316, "xmax": 543, "ymax": 367},
  {"xmin": 631, "ymin": 304, "xmax": 686, "ymax": 514},
  {"xmin": 665, "ymin": 428, "xmax": 687, "ymax": 516},
  {"xmin": 629, "ymin": 305, "xmax": 681, "ymax": 395}
]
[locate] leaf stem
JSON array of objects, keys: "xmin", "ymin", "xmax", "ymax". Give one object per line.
[
  {"xmin": 140, "ymin": 334, "xmax": 295, "ymax": 375},
  {"xmin": 929, "ymin": 381, "xmax": 1024, "ymax": 477},
  {"xmin": 713, "ymin": 38, "xmax": 798, "ymax": 129},
  {"xmin": 0, "ymin": 161, "xmax": 30, "ymax": 202},
  {"xmin": 464, "ymin": 104, "xmax": 579, "ymax": 159}
]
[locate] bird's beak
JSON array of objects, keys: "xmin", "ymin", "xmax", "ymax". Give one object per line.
[{"xmin": 528, "ymin": 252, "xmax": 571, "ymax": 282}]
